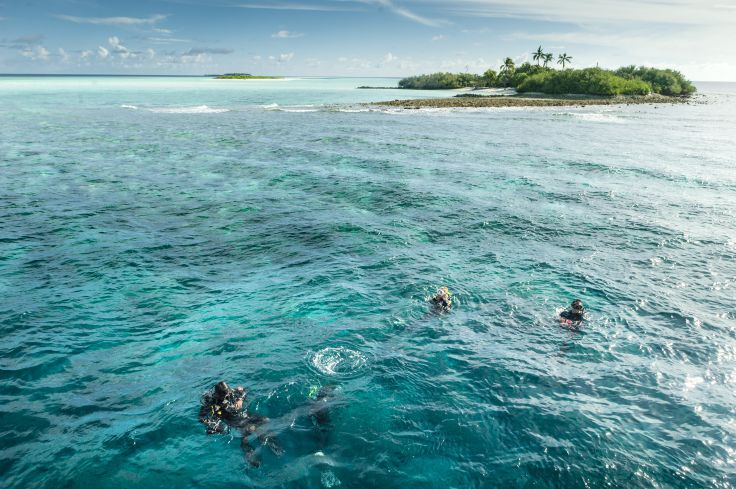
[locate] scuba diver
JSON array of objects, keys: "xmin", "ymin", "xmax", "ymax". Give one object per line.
[
  {"xmin": 308, "ymin": 385, "xmax": 337, "ymax": 450},
  {"xmin": 198, "ymin": 381, "xmax": 282, "ymax": 467},
  {"xmin": 430, "ymin": 286, "xmax": 453, "ymax": 312},
  {"xmin": 559, "ymin": 299, "xmax": 586, "ymax": 326},
  {"xmin": 198, "ymin": 381, "xmax": 246, "ymax": 434}
]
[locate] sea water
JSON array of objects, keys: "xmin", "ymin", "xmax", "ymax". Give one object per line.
[{"xmin": 1, "ymin": 76, "xmax": 735, "ymax": 488}]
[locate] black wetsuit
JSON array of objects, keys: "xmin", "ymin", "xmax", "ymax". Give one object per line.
[
  {"xmin": 430, "ymin": 295, "xmax": 452, "ymax": 312},
  {"xmin": 560, "ymin": 309, "xmax": 585, "ymax": 323},
  {"xmin": 198, "ymin": 388, "xmax": 277, "ymax": 466},
  {"xmin": 198, "ymin": 390, "xmax": 249, "ymax": 434},
  {"xmin": 308, "ymin": 385, "xmax": 337, "ymax": 450}
]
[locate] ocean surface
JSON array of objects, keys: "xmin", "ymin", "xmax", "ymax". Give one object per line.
[{"xmin": 1, "ymin": 76, "xmax": 735, "ymax": 489}]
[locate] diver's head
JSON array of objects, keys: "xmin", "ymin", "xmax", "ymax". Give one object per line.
[
  {"xmin": 214, "ymin": 381, "xmax": 230, "ymax": 400},
  {"xmin": 435, "ymin": 287, "xmax": 451, "ymax": 302},
  {"xmin": 571, "ymin": 299, "xmax": 584, "ymax": 312},
  {"xmin": 432, "ymin": 286, "xmax": 452, "ymax": 309}
]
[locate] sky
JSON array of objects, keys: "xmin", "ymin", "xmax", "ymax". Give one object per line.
[{"xmin": 1, "ymin": 0, "xmax": 735, "ymax": 80}]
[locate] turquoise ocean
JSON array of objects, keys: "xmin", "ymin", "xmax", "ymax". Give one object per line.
[{"xmin": 1, "ymin": 76, "xmax": 735, "ymax": 488}]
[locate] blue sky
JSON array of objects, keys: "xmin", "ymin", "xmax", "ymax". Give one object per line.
[{"xmin": 1, "ymin": 0, "xmax": 735, "ymax": 79}]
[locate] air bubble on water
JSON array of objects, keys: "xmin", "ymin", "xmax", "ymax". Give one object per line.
[
  {"xmin": 321, "ymin": 470, "xmax": 341, "ymax": 488},
  {"xmin": 310, "ymin": 347, "xmax": 367, "ymax": 377},
  {"xmin": 684, "ymin": 375, "xmax": 704, "ymax": 392}
]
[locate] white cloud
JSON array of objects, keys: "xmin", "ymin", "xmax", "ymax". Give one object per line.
[
  {"xmin": 146, "ymin": 48, "xmax": 156, "ymax": 59},
  {"xmin": 146, "ymin": 37, "xmax": 192, "ymax": 43},
  {"xmin": 367, "ymin": 0, "xmax": 447, "ymax": 26},
  {"xmin": 279, "ymin": 52, "xmax": 295, "ymax": 62},
  {"xmin": 56, "ymin": 14, "xmax": 166, "ymax": 25},
  {"xmin": 182, "ymin": 47, "xmax": 234, "ymax": 55},
  {"xmin": 58, "ymin": 48, "xmax": 70, "ymax": 62},
  {"xmin": 432, "ymin": 34, "xmax": 446, "ymax": 41},
  {"xmin": 437, "ymin": 56, "xmax": 488, "ymax": 72},
  {"xmin": 98, "ymin": 46, "xmax": 110, "ymax": 58},
  {"xmin": 180, "ymin": 52, "xmax": 208, "ymax": 63},
  {"xmin": 384, "ymin": 52, "xmax": 398, "ymax": 63},
  {"xmin": 80, "ymin": 50, "xmax": 93, "ymax": 59},
  {"xmin": 108, "ymin": 36, "xmax": 134, "ymax": 59},
  {"xmin": 272, "ymin": 30, "xmax": 304, "ymax": 38},
  {"xmin": 424, "ymin": 0, "xmax": 736, "ymax": 25},
  {"xmin": 21, "ymin": 45, "xmax": 50, "ymax": 61},
  {"xmin": 108, "ymin": 36, "xmax": 124, "ymax": 50},
  {"xmin": 338, "ymin": 56, "xmax": 373, "ymax": 71},
  {"xmin": 237, "ymin": 3, "xmax": 363, "ymax": 11}
]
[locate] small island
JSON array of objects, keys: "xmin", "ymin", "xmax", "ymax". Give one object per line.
[
  {"xmin": 214, "ymin": 73, "xmax": 283, "ymax": 80},
  {"xmin": 374, "ymin": 47, "xmax": 696, "ymax": 108}
]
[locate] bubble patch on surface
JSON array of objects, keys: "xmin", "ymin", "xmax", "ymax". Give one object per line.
[{"xmin": 310, "ymin": 347, "xmax": 367, "ymax": 377}]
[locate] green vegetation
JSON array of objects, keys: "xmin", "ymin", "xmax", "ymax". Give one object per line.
[
  {"xmin": 214, "ymin": 73, "xmax": 283, "ymax": 79},
  {"xmin": 396, "ymin": 46, "xmax": 695, "ymax": 97},
  {"xmin": 614, "ymin": 66, "xmax": 695, "ymax": 96},
  {"xmin": 516, "ymin": 68, "xmax": 651, "ymax": 96},
  {"xmin": 397, "ymin": 72, "xmax": 481, "ymax": 89}
]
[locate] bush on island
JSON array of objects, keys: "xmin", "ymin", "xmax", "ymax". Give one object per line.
[
  {"xmin": 516, "ymin": 68, "xmax": 652, "ymax": 96},
  {"xmin": 614, "ymin": 66, "xmax": 695, "ymax": 96},
  {"xmin": 398, "ymin": 72, "xmax": 480, "ymax": 89},
  {"xmin": 397, "ymin": 61, "xmax": 694, "ymax": 97}
]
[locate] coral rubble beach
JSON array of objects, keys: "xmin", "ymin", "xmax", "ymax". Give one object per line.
[{"xmin": 371, "ymin": 94, "xmax": 689, "ymax": 109}]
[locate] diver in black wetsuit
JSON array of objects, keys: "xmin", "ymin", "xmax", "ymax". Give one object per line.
[
  {"xmin": 308, "ymin": 385, "xmax": 336, "ymax": 449},
  {"xmin": 199, "ymin": 381, "xmax": 247, "ymax": 434},
  {"xmin": 198, "ymin": 381, "xmax": 281, "ymax": 467},
  {"xmin": 430, "ymin": 286, "xmax": 453, "ymax": 312},
  {"xmin": 559, "ymin": 299, "xmax": 586, "ymax": 326}
]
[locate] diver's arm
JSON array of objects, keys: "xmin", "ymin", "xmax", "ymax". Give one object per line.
[
  {"xmin": 229, "ymin": 386, "xmax": 245, "ymax": 411},
  {"xmin": 259, "ymin": 432, "xmax": 284, "ymax": 457},
  {"xmin": 198, "ymin": 402, "xmax": 209, "ymax": 424},
  {"xmin": 241, "ymin": 436, "xmax": 261, "ymax": 467}
]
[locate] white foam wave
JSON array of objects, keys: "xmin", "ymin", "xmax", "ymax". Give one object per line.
[
  {"xmin": 683, "ymin": 375, "xmax": 704, "ymax": 392},
  {"xmin": 120, "ymin": 104, "xmax": 138, "ymax": 110},
  {"xmin": 310, "ymin": 347, "xmax": 367, "ymax": 377},
  {"xmin": 147, "ymin": 105, "xmax": 230, "ymax": 114},
  {"xmin": 726, "ymin": 238, "xmax": 736, "ymax": 252},
  {"xmin": 557, "ymin": 111, "xmax": 626, "ymax": 123},
  {"xmin": 281, "ymin": 108, "xmax": 319, "ymax": 113},
  {"xmin": 262, "ymin": 104, "xmax": 319, "ymax": 113}
]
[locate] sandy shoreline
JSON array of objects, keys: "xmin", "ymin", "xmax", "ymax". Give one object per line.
[{"xmin": 371, "ymin": 94, "xmax": 688, "ymax": 108}]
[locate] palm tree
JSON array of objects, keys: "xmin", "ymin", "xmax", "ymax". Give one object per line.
[
  {"xmin": 542, "ymin": 53, "xmax": 553, "ymax": 68},
  {"xmin": 557, "ymin": 53, "xmax": 572, "ymax": 69},
  {"xmin": 499, "ymin": 57, "xmax": 515, "ymax": 87},
  {"xmin": 532, "ymin": 45, "xmax": 544, "ymax": 66},
  {"xmin": 499, "ymin": 57, "xmax": 515, "ymax": 75}
]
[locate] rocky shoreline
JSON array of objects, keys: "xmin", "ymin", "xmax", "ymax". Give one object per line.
[{"xmin": 371, "ymin": 94, "xmax": 688, "ymax": 108}]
